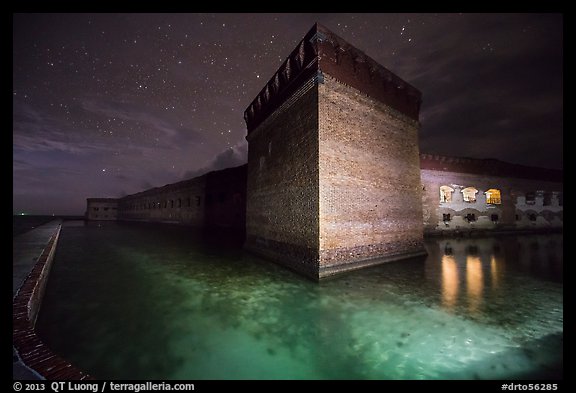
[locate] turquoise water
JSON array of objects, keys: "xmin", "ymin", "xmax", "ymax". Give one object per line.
[{"xmin": 36, "ymin": 221, "xmax": 563, "ymax": 380}]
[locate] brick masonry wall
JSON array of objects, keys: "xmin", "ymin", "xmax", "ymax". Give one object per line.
[
  {"xmin": 13, "ymin": 222, "xmax": 92, "ymax": 379},
  {"xmin": 318, "ymin": 75, "xmax": 426, "ymax": 277},
  {"xmin": 204, "ymin": 165, "xmax": 247, "ymax": 232},
  {"xmin": 244, "ymin": 77, "xmax": 320, "ymax": 279},
  {"xmin": 421, "ymin": 169, "xmax": 563, "ymax": 233},
  {"xmin": 86, "ymin": 200, "xmax": 118, "ymax": 221},
  {"xmin": 118, "ymin": 176, "xmax": 207, "ymax": 225},
  {"xmin": 116, "ymin": 165, "xmax": 247, "ymax": 231}
]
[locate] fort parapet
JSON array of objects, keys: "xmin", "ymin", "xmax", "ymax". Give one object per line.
[
  {"xmin": 86, "ymin": 23, "xmax": 563, "ymax": 281},
  {"xmin": 419, "ymin": 154, "xmax": 563, "ymax": 182},
  {"xmin": 85, "ymin": 198, "xmax": 118, "ymax": 221},
  {"xmin": 244, "ymin": 23, "xmax": 426, "ymax": 279},
  {"xmin": 419, "ymin": 154, "xmax": 563, "ymax": 234}
]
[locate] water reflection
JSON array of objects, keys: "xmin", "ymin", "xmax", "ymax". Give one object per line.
[
  {"xmin": 466, "ymin": 256, "xmax": 483, "ymax": 315},
  {"xmin": 441, "ymin": 255, "xmax": 458, "ymax": 311},
  {"xmin": 490, "ymin": 256, "xmax": 501, "ymax": 290},
  {"xmin": 434, "ymin": 234, "xmax": 562, "ymax": 319},
  {"xmin": 36, "ymin": 223, "xmax": 562, "ymax": 380}
]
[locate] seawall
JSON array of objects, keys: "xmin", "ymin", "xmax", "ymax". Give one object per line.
[{"xmin": 13, "ymin": 220, "xmax": 92, "ymax": 380}]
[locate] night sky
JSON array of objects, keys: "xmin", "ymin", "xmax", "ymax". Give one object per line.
[{"xmin": 13, "ymin": 13, "xmax": 563, "ymax": 215}]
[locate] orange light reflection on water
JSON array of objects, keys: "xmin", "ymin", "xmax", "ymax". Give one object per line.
[
  {"xmin": 466, "ymin": 256, "xmax": 483, "ymax": 315},
  {"xmin": 441, "ymin": 255, "xmax": 459, "ymax": 311}
]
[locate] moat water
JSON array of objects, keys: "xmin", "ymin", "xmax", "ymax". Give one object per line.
[{"xmin": 36, "ymin": 221, "xmax": 563, "ymax": 380}]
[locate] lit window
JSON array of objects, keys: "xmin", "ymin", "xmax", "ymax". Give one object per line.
[
  {"xmin": 440, "ymin": 186, "xmax": 454, "ymax": 203},
  {"xmin": 485, "ymin": 189, "xmax": 501, "ymax": 205},
  {"xmin": 462, "ymin": 187, "xmax": 478, "ymax": 203}
]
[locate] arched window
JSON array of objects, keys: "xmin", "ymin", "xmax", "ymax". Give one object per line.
[
  {"xmin": 440, "ymin": 186, "xmax": 454, "ymax": 203},
  {"xmin": 462, "ymin": 187, "xmax": 478, "ymax": 203},
  {"xmin": 485, "ymin": 189, "xmax": 501, "ymax": 205}
]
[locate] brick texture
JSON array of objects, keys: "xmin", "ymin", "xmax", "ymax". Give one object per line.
[
  {"xmin": 420, "ymin": 168, "xmax": 563, "ymax": 234},
  {"xmin": 86, "ymin": 23, "xmax": 563, "ymax": 280},
  {"xmin": 318, "ymin": 75, "xmax": 426, "ymax": 277},
  {"xmin": 13, "ymin": 226, "xmax": 92, "ymax": 380},
  {"xmin": 116, "ymin": 165, "xmax": 246, "ymax": 233},
  {"xmin": 244, "ymin": 77, "xmax": 320, "ymax": 279}
]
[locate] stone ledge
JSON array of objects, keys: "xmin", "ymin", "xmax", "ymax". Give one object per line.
[
  {"xmin": 13, "ymin": 224, "xmax": 93, "ymax": 380},
  {"xmin": 245, "ymin": 236, "xmax": 319, "ymax": 281},
  {"xmin": 319, "ymin": 249, "xmax": 428, "ymax": 279}
]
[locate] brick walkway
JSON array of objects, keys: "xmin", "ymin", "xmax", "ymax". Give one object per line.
[{"xmin": 13, "ymin": 220, "xmax": 92, "ymax": 380}]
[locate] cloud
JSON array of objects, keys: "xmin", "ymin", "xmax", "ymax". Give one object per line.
[
  {"xmin": 139, "ymin": 180, "xmax": 155, "ymax": 190},
  {"xmin": 13, "ymin": 103, "xmax": 119, "ymax": 155},
  {"xmin": 80, "ymin": 98, "xmax": 207, "ymax": 148},
  {"xmin": 182, "ymin": 141, "xmax": 248, "ymax": 180}
]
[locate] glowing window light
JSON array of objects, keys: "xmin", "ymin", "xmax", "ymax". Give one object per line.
[
  {"xmin": 485, "ymin": 189, "xmax": 502, "ymax": 205},
  {"xmin": 440, "ymin": 185, "xmax": 454, "ymax": 203},
  {"xmin": 462, "ymin": 187, "xmax": 478, "ymax": 203}
]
